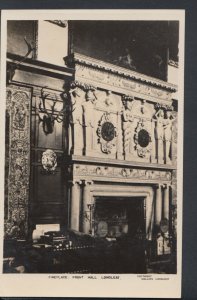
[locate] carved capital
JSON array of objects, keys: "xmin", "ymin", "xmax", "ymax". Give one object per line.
[
  {"xmin": 163, "ymin": 183, "xmax": 172, "ymax": 189},
  {"xmin": 155, "ymin": 103, "xmax": 173, "ymax": 111},
  {"xmin": 155, "ymin": 183, "xmax": 162, "ymax": 189},
  {"xmin": 70, "ymin": 80, "xmax": 97, "ymax": 92},
  {"xmin": 69, "ymin": 180, "xmax": 82, "ymax": 186},
  {"xmin": 122, "ymin": 94, "xmax": 134, "ymax": 110},
  {"xmin": 84, "ymin": 180, "xmax": 94, "ymax": 186}
]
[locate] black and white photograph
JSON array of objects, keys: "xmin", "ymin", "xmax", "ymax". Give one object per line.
[{"xmin": 0, "ymin": 9, "xmax": 184, "ymax": 298}]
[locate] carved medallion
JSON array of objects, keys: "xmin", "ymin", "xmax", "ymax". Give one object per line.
[
  {"xmin": 137, "ymin": 129, "xmax": 150, "ymax": 148},
  {"xmin": 97, "ymin": 113, "xmax": 117, "ymax": 154},
  {"xmin": 134, "ymin": 121, "xmax": 151, "ymax": 158},
  {"xmin": 41, "ymin": 149, "xmax": 57, "ymax": 173},
  {"xmin": 101, "ymin": 122, "xmax": 115, "ymax": 141}
]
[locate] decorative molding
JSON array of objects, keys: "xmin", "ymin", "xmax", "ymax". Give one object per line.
[
  {"xmin": 4, "ymin": 86, "xmax": 31, "ymax": 239},
  {"xmin": 65, "ymin": 52, "xmax": 177, "ymax": 93}
]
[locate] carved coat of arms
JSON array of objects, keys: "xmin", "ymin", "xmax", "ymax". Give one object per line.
[{"xmin": 41, "ymin": 149, "xmax": 57, "ymax": 173}]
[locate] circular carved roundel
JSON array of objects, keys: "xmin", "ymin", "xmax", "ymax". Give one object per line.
[
  {"xmin": 137, "ymin": 129, "xmax": 150, "ymax": 148},
  {"xmin": 101, "ymin": 122, "xmax": 115, "ymax": 142}
]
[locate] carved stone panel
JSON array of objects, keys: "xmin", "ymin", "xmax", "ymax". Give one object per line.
[{"xmin": 122, "ymin": 99, "xmax": 154, "ymax": 162}]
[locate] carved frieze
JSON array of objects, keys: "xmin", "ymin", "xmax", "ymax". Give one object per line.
[
  {"xmin": 69, "ymin": 52, "xmax": 177, "ymax": 105},
  {"xmin": 73, "ymin": 163, "xmax": 172, "ymax": 183},
  {"xmin": 75, "ymin": 64, "xmax": 173, "ymax": 103},
  {"xmin": 69, "ymin": 53, "xmax": 177, "ymax": 91}
]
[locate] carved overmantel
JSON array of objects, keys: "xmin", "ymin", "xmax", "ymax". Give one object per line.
[{"xmin": 64, "ymin": 53, "xmax": 178, "ymax": 168}]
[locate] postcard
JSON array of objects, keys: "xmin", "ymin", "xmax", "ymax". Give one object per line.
[{"xmin": 0, "ymin": 9, "xmax": 184, "ymax": 298}]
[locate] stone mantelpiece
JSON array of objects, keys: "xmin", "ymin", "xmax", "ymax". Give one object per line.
[{"xmin": 65, "ymin": 53, "xmax": 177, "ymax": 246}]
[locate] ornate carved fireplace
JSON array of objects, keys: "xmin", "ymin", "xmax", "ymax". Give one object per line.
[{"xmin": 65, "ymin": 52, "xmax": 177, "ymax": 257}]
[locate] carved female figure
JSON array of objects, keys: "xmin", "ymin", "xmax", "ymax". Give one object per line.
[
  {"xmin": 154, "ymin": 109, "xmax": 165, "ymax": 164},
  {"xmin": 82, "ymin": 89, "xmax": 97, "ymax": 154},
  {"xmin": 69, "ymin": 87, "xmax": 84, "ymax": 155},
  {"xmin": 163, "ymin": 111, "xmax": 175, "ymax": 164}
]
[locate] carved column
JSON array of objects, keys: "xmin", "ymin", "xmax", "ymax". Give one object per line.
[
  {"xmin": 122, "ymin": 99, "xmax": 134, "ymax": 160},
  {"xmin": 171, "ymin": 114, "xmax": 177, "ymax": 165},
  {"xmin": 70, "ymin": 180, "xmax": 82, "ymax": 231},
  {"xmin": 116, "ymin": 112, "xmax": 124, "ymax": 160},
  {"xmin": 163, "ymin": 184, "xmax": 170, "ymax": 220},
  {"xmin": 151, "ymin": 119, "xmax": 157, "ymax": 163},
  {"xmin": 145, "ymin": 193, "xmax": 154, "ymax": 240},
  {"xmin": 82, "ymin": 180, "xmax": 93, "ymax": 234},
  {"xmin": 155, "ymin": 184, "xmax": 162, "ymax": 227}
]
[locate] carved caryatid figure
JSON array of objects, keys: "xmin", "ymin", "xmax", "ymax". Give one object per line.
[
  {"xmin": 163, "ymin": 111, "xmax": 175, "ymax": 164},
  {"xmin": 122, "ymin": 99, "xmax": 134, "ymax": 157},
  {"xmin": 69, "ymin": 87, "xmax": 84, "ymax": 155},
  {"xmin": 69, "ymin": 87, "xmax": 83, "ymax": 125},
  {"xmin": 154, "ymin": 109, "xmax": 165, "ymax": 164},
  {"xmin": 82, "ymin": 89, "xmax": 97, "ymax": 153},
  {"xmin": 154, "ymin": 109, "xmax": 164, "ymax": 140}
]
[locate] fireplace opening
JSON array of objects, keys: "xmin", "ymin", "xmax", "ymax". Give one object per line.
[
  {"xmin": 94, "ymin": 196, "xmax": 145, "ymax": 239},
  {"xmin": 92, "ymin": 196, "xmax": 147, "ymax": 273}
]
